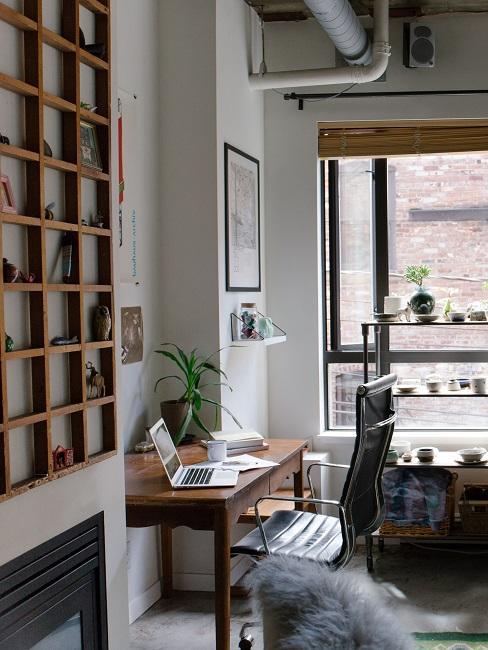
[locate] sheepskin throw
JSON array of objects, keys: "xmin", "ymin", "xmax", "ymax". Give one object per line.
[{"xmin": 247, "ymin": 555, "xmax": 416, "ymax": 650}]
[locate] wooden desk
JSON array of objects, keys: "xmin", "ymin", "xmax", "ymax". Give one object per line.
[{"xmin": 125, "ymin": 438, "xmax": 307, "ymax": 650}]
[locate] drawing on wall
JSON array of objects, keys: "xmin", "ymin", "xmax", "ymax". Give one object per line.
[
  {"xmin": 121, "ymin": 306, "xmax": 143, "ymax": 364},
  {"xmin": 224, "ymin": 143, "xmax": 261, "ymax": 292},
  {"xmin": 118, "ymin": 90, "xmax": 139, "ymax": 283}
]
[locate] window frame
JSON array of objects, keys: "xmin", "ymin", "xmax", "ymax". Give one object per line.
[{"xmin": 322, "ymin": 157, "xmax": 488, "ymax": 431}]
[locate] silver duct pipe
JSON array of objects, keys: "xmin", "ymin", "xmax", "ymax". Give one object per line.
[
  {"xmin": 304, "ymin": 0, "xmax": 372, "ymax": 65},
  {"xmin": 249, "ymin": 0, "xmax": 390, "ymax": 91}
]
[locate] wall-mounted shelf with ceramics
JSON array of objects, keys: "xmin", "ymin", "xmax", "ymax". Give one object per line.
[{"xmin": 230, "ymin": 312, "xmax": 286, "ymax": 346}]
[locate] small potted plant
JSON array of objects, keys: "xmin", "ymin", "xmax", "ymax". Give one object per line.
[
  {"xmin": 404, "ymin": 264, "xmax": 435, "ymax": 314},
  {"xmin": 155, "ymin": 343, "xmax": 242, "ymax": 446}
]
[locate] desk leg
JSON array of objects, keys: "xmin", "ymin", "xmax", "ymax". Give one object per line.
[
  {"xmin": 294, "ymin": 449, "xmax": 305, "ymax": 511},
  {"xmin": 160, "ymin": 523, "xmax": 173, "ymax": 598},
  {"xmin": 214, "ymin": 508, "xmax": 231, "ymax": 650}
]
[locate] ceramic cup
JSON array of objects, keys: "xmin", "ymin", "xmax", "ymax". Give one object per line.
[
  {"xmin": 416, "ymin": 447, "xmax": 437, "ymax": 462},
  {"xmin": 470, "ymin": 376, "xmax": 487, "ymax": 394},
  {"xmin": 384, "ymin": 296, "xmax": 402, "ymax": 313},
  {"xmin": 207, "ymin": 440, "xmax": 227, "ymax": 462}
]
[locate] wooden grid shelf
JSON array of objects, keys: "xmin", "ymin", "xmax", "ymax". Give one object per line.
[{"xmin": 0, "ymin": 0, "xmax": 116, "ymax": 502}]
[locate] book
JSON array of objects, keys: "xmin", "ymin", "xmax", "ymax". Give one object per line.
[
  {"xmin": 200, "ymin": 441, "xmax": 269, "ymax": 455},
  {"xmin": 205, "ymin": 430, "xmax": 265, "ymax": 450}
]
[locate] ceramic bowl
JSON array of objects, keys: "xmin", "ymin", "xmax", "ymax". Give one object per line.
[
  {"xmin": 470, "ymin": 310, "xmax": 486, "ymax": 321},
  {"xmin": 390, "ymin": 440, "xmax": 411, "ymax": 456},
  {"xmin": 386, "ymin": 449, "xmax": 399, "ymax": 463},
  {"xmin": 416, "ymin": 447, "xmax": 438, "ymax": 462},
  {"xmin": 449, "ymin": 311, "xmax": 466, "ymax": 322},
  {"xmin": 426, "ymin": 380, "xmax": 443, "ymax": 392},
  {"xmin": 458, "ymin": 447, "xmax": 487, "ymax": 462},
  {"xmin": 396, "ymin": 384, "xmax": 418, "ymax": 393},
  {"xmin": 374, "ymin": 313, "xmax": 398, "ymax": 323},
  {"xmin": 415, "ymin": 314, "xmax": 440, "ymax": 323}
]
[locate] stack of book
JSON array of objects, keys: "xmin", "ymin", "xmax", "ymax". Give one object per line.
[{"xmin": 201, "ymin": 430, "xmax": 268, "ymax": 455}]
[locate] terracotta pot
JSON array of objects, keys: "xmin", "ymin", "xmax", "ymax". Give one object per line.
[{"xmin": 160, "ymin": 400, "xmax": 188, "ymax": 444}]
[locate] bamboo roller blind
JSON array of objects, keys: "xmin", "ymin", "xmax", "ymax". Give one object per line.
[{"xmin": 318, "ymin": 119, "xmax": 488, "ymax": 159}]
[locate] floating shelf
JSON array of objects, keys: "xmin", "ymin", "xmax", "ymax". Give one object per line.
[
  {"xmin": 394, "ymin": 387, "xmax": 488, "ymax": 397},
  {"xmin": 230, "ymin": 311, "xmax": 286, "ymax": 346}
]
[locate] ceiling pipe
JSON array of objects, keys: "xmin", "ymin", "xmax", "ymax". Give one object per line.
[{"xmin": 249, "ymin": 0, "xmax": 390, "ymax": 91}]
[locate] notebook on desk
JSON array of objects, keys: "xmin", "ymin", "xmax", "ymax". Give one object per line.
[{"xmin": 148, "ymin": 418, "xmax": 239, "ymax": 489}]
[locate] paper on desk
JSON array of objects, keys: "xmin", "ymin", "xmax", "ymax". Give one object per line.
[{"xmin": 192, "ymin": 454, "xmax": 278, "ymax": 472}]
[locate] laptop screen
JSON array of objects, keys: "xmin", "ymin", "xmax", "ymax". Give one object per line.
[{"xmin": 150, "ymin": 419, "xmax": 182, "ymax": 481}]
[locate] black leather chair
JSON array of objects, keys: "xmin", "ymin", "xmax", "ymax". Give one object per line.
[{"xmin": 231, "ymin": 374, "xmax": 398, "ymax": 574}]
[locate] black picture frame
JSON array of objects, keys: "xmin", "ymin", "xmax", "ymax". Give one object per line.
[{"xmin": 224, "ymin": 143, "xmax": 261, "ymax": 292}]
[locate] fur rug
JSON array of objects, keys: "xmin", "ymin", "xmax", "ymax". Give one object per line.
[{"xmin": 247, "ymin": 555, "xmax": 416, "ymax": 650}]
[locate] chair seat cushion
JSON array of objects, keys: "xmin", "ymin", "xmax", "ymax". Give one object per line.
[{"xmin": 231, "ymin": 510, "xmax": 344, "ymax": 564}]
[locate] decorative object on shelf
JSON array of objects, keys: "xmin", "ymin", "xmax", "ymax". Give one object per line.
[
  {"xmin": 257, "ymin": 315, "xmax": 274, "ymax": 338},
  {"xmin": 61, "ymin": 232, "xmax": 75, "ymax": 283},
  {"xmin": 121, "ymin": 306, "xmax": 143, "ymax": 364},
  {"xmin": 86, "ymin": 362, "xmax": 106, "ymax": 399},
  {"xmin": 239, "ymin": 302, "xmax": 260, "ymax": 340},
  {"xmin": 134, "ymin": 440, "xmax": 155, "ymax": 453},
  {"xmin": 390, "ymin": 440, "xmax": 411, "ymax": 456},
  {"xmin": 81, "ymin": 218, "xmax": 88, "ymax": 226},
  {"xmin": 155, "ymin": 343, "xmax": 242, "ymax": 446},
  {"xmin": 224, "ymin": 143, "xmax": 261, "ymax": 292},
  {"xmin": 43, "ymin": 139, "xmax": 53, "ymax": 157},
  {"xmin": 384, "ymin": 295, "xmax": 402, "ymax": 313},
  {"xmin": 374, "ymin": 312, "xmax": 398, "ymax": 323},
  {"xmin": 80, "ymin": 121, "xmax": 102, "ymax": 170},
  {"xmin": 396, "ymin": 305, "xmax": 412, "ymax": 322},
  {"xmin": 457, "ymin": 447, "xmax": 487, "ymax": 463},
  {"xmin": 52, "ymin": 444, "xmax": 74, "ymax": 470},
  {"xmin": 81, "ymin": 101, "xmax": 98, "ymax": 112},
  {"xmin": 44, "ymin": 202, "xmax": 55, "ymax": 220},
  {"xmin": 414, "ymin": 314, "xmax": 439, "ymax": 323},
  {"xmin": 3, "ymin": 258, "xmax": 19, "ymax": 283},
  {"xmin": 415, "ymin": 446, "xmax": 438, "ymax": 462},
  {"xmin": 404, "ymin": 264, "xmax": 435, "ymax": 314},
  {"xmin": 386, "ymin": 448, "xmax": 399, "ymax": 464},
  {"xmin": 449, "ymin": 311, "xmax": 466, "ymax": 322},
  {"xmin": 0, "ymin": 174, "xmax": 16, "ymax": 214},
  {"xmin": 470, "ymin": 376, "xmax": 487, "ymax": 394},
  {"xmin": 425, "ymin": 374, "xmax": 443, "ymax": 392},
  {"xmin": 79, "ymin": 28, "xmax": 106, "ymax": 58},
  {"xmin": 0, "ymin": 131, "xmax": 10, "ymax": 145},
  {"xmin": 50, "ymin": 335, "xmax": 79, "ymax": 346},
  {"xmin": 447, "ymin": 378, "xmax": 461, "ymax": 391},
  {"xmin": 5, "ymin": 333, "xmax": 13, "ymax": 352},
  {"xmin": 92, "ymin": 210, "xmax": 104, "ymax": 228},
  {"xmin": 93, "ymin": 305, "xmax": 112, "ymax": 341},
  {"xmin": 402, "ymin": 452, "xmax": 412, "ymax": 462}
]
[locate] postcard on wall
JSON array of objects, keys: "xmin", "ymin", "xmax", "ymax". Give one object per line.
[
  {"xmin": 225, "ymin": 144, "xmax": 261, "ymax": 292},
  {"xmin": 121, "ymin": 306, "xmax": 143, "ymax": 364}
]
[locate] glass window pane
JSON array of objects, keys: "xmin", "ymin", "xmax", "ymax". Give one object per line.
[{"xmin": 327, "ymin": 364, "xmax": 376, "ymax": 428}]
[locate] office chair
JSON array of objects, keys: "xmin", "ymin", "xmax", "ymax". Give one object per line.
[{"xmin": 234, "ymin": 373, "xmax": 397, "ymax": 648}]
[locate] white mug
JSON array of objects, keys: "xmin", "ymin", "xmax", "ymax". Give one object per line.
[
  {"xmin": 207, "ymin": 440, "xmax": 227, "ymax": 462},
  {"xmin": 470, "ymin": 376, "xmax": 487, "ymax": 394},
  {"xmin": 384, "ymin": 296, "xmax": 402, "ymax": 314}
]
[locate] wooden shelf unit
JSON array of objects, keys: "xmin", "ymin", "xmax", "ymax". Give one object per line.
[{"xmin": 0, "ymin": 0, "xmax": 116, "ymax": 502}]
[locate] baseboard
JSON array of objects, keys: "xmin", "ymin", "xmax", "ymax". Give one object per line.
[
  {"xmin": 173, "ymin": 555, "xmax": 253, "ymax": 592},
  {"xmin": 128, "ymin": 579, "xmax": 162, "ymax": 624}
]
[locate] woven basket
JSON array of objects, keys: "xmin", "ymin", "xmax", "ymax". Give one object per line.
[
  {"xmin": 459, "ymin": 484, "xmax": 488, "ymax": 535},
  {"xmin": 379, "ymin": 471, "xmax": 457, "ymax": 538}
]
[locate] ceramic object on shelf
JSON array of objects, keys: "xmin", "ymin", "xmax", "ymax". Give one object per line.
[
  {"xmin": 402, "ymin": 452, "xmax": 413, "ymax": 462},
  {"xmin": 396, "ymin": 384, "xmax": 418, "ymax": 393},
  {"xmin": 386, "ymin": 448, "xmax": 399, "ymax": 464},
  {"xmin": 470, "ymin": 376, "xmax": 488, "ymax": 394},
  {"xmin": 455, "ymin": 457, "xmax": 488, "ymax": 466},
  {"xmin": 415, "ymin": 314, "xmax": 440, "ymax": 323},
  {"xmin": 415, "ymin": 446, "xmax": 438, "ymax": 462},
  {"xmin": 426, "ymin": 377, "xmax": 443, "ymax": 392},
  {"xmin": 447, "ymin": 379, "xmax": 461, "ymax": 391},
  {"xmin": 5, "ymin": 333, "xmax": 13, "ymax": 352},
  {"xmin": 390, "ymin": 440, "xmax": 411, "ymax": 455},
  {"xmin": 374, "ymin": 313, "xmax": 398, "ymax": 323},
  {"xmin": 469, "ymin": 310, "xmax": 486, "ymax": 321},
  {"xmin": 409, "ymin": 285, "xmax": 435, "ymax": 315},
  {"xmin": 384, "ymin": 296, "xmax": 402, "ymax": 313},
  {"xmin": 449, "ymin": 311, "xmax": 466, "ymax": 322},
  {"xmin": 457, "ymin": 447, "xmax": 486, "ymax": 462}
]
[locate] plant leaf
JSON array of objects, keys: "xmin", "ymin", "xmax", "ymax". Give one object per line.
[
  {"xmin": 191, "ymin": 409, "xmax": 211, "ymax": 435},
  {"xmin": 201, "ymin": 397, "xmax": 243, "ymax": 429},
  {"xmin": 193, "ymin": 389, "xmax": 202, "ymax": 411},
  {"xmin": 174, "ymin": 404, "xmax": 193, "ymax": 446},
  {"xmin": 154, "ymin": 375, "xmax": 186, "ymax": 393},
  {"xmin": 155, "ymin": 350, "xmax": 187, "ymax": 378}
]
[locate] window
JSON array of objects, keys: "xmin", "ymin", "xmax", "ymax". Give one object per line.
[{"xmin": 324, "ymin": 151, "xmax": 488, "ymax": 430}]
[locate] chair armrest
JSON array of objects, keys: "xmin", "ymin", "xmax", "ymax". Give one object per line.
[
  {"xmin": 306, "ymin": 462, "xmax": 350, "ymax": 499},
  {"xmin": 254, "ymin": 495, "xmax": 346, "ymax": 555}
]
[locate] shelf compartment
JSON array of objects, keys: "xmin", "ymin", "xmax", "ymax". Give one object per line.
[
  {"xmin": 79, "ymin": 0, "xmax": 109, "ymax": 14},
  {"xmin": 43, "ymin": 92, "xmax": 76, "ymax": 113},
  {"xmin": 79, "ymin": 49, "xmax": 109, "ymax": 71},
  {"xmin": 51, "ymin": 402, "xmax": 84, "ymax": 418},
  {"xmin": 8, "ymin": 411, "xmax": 47, "ymax": 429},
  {"xmin": 1, "ymin": 213, "xmax": 41, "ymax": 226},
  {"xmin": 41, "ymin": 27, "xmax": 76, "ymax": 53},
  {"xmin": 85, "ymin": 340, "xmax": 113, "ymax": 350},
  {"xmin": 231, "ymin": 311, "xmax": 287, "ymax": 345},
  {"xmin": 0, "ymin": 3, "xmax": 37, "ymax": 31},
  {"xmin": 79, "ymin": 108, "xmax": 109, "ymax": 126},
  {"xmin": 47, "ymin": 283, "xmax": 81, "ymax": 292},
  {"xmin": 4, "ymin": 283, "xmax": 43, "ymax": 292},
  {"xmin": 44, "ymin": 157, "xmax": 78, "ymax": 173},
  {"xmin": 86, "ymin": 394, "xmax": 114, "ymax": 409},
  {"xmin": 0, "ymin": 143, "xmax": 39, "ymax": 162},
  {"xmin": 48, "ymin": 344, "xmax": 82, "ymax": 354},
  {"xmin": 0, "ymin": 72, "xmax": 38, "ymax": 97},
  {"xmin": 5, "ymin": 348, "xmax": 44, "ymax": 360},
  {"xmin": 44, "ymin": 220, "xmax": 79, "ymax": 232},
  {"xmin": 81, "ymin": 166, "xmax": 110, "ymax": 182},
  {"xmin": 82, "ymin": 225, "xmax": 110, "ymax": 237}
]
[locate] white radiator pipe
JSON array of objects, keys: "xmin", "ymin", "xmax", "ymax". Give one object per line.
[{"xmin": 249, "ymin": 0, "xmax": 390, "ymax": 91}]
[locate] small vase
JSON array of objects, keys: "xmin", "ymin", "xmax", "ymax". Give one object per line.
[{"xmin": 409, "ymin": 285, "xmax": 435, "ymax": 314}]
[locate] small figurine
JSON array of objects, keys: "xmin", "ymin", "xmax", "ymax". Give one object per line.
[
  {"xmin": 52, "ymin": 444, "xmax": 74, "ymax": 470},
  {"xmin": 81, "ymin": 218, "xmax": 88, "ymax": 226},
  {"xmin": 44, "ymin": 140, "xmax": 53, "ymax": 157},
  {"xmin": 5, "ymin": 333, "xmax": 13, "ymax": 352},
  {"xmin": 0, "ymin": 132, "xmax": 10, "ymax": 145},
  {"xmin": 20, "ymin": 271, "xmax": 35, "ymax": 283},
  {"xmin": 86, "ymin": 361, "xmax": 105, "ymax": 399},
  {"xmin": 93, "ymin": 305, "xmax": 111, "ymax": 341},
  {"xmin": 3, "ymin": 258, "xmax": 19, "ymax": 283},
  {"xmin": 50, "ymin": 335, "xmax": 79, "ymax": 346},
  {"xmin": 81, "ymin": 101, "xmax": 98, "ymax": 113},
  {"xmin": 397, "ymin": 305, "xmax": 412, "ymax": 322},
  {"xmin": 92, "ymin": 210, "xmax": 104, "ymax": 228},
  {"xmin": 45, "ymin": 202, "xmax": 55, "ymax": 220}
]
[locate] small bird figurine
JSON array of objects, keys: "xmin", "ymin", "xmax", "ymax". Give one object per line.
[
  {"xmin": 3, "ymin": 258, "xmax": 19, "ymax": 283},
  {"xmin": 5, "ymin": 333, "xmax": 13, "ymax": 352},
  {"xmin": 45, "ymin": 202, "xmax": 55, "ymax": 220},
  {"xmin": 93, "ymin": 305, "xmax": 111, "ymax": 341}
]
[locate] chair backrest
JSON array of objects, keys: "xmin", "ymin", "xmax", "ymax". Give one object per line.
[{"xmin": 338, "ymin": 374, "xmax": 397, "ymax": 560}]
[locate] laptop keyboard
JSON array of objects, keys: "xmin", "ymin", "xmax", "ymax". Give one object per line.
[{"xmin": 180, "ymin": 467, "xmax": 214, "ymax": 486}]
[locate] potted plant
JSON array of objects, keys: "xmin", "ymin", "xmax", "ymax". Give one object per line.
[
  {"xmin": 155, "ymin": 343, "xmax": 242, "ymax": 446},
  {"xmin": 404, "ymin": 264, "xmax": 435, "ymax": 314}
]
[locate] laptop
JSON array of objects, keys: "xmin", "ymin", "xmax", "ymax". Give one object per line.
[{"xmin": 148, "ymin": 418, "xmax": 239, "ymax": 488}]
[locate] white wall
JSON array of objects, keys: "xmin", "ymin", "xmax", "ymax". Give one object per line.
[{"xmin": 264, "ymin": 14, "xmax": 488, "ymax": 447}]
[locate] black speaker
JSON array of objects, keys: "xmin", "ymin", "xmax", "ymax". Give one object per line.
[{"xmin": 403, "ymin": 23, "xmax": 435, "ymax": 68}]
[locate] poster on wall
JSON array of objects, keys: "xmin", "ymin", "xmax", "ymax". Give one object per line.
[
  {"xmin": 224, "ymin": 143, "xmax": 261, "ymax": 292},
  {"xmin": 121, "ymin": 306, "xmax": 143, "ymax": 364},
  {"xmin": 118, "ymin": 89, "xmax": 139, "ymax": 283}
]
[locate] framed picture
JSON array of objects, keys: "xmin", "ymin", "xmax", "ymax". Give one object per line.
[
  {"xmin": 225, "ymin": 143, "xmax": 261, "ymax": 292},
  {"xmin": 80, "ymin": 121, "xmax": 102, "ymax": 170},
  {"xmin": 121, "ymin": 306, "xmax": 143, "ymax": 365},
  {"xmin": 0, "ymin": 174, "xmax": 17, "ymax": 214}
]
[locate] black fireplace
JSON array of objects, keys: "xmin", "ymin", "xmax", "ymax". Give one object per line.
[{"xmin": 0, "ymin": 513, "xmax": 108, "ymax": 649}]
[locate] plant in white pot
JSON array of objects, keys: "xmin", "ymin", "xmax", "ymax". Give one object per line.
[{"xmin": 154, "ymin": 343, "xmax": 242, "ymax": 446}]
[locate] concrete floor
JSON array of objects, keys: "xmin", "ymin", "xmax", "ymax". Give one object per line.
[{"xmin": 129, "ymin": 544, "xmax": 488, "ymax": 649}]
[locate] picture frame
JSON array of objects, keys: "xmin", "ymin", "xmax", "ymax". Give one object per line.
[
  {"xmin": 80, "ymin": 121, "xmax": 102, "ymax": 170},
  {"xmin": 0, "ymin": 174, "xmax": 17, "ymax": 214},
  {"xmin": 224, "ymin": 143, "xmax": 261, "ymax": 292}
]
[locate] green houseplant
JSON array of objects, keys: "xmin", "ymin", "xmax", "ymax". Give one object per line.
[
  {"xmin": 155, "ymin": 343, "xmax": 242, "ymax": 446},
  {"xmin": 404, "ymin": 264, "xmax": 435, "ymax": 314}
]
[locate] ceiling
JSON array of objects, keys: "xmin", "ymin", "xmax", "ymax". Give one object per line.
[{"xmin": 247, "ymin": 0, "xmax": 488, "ymax": 21}]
